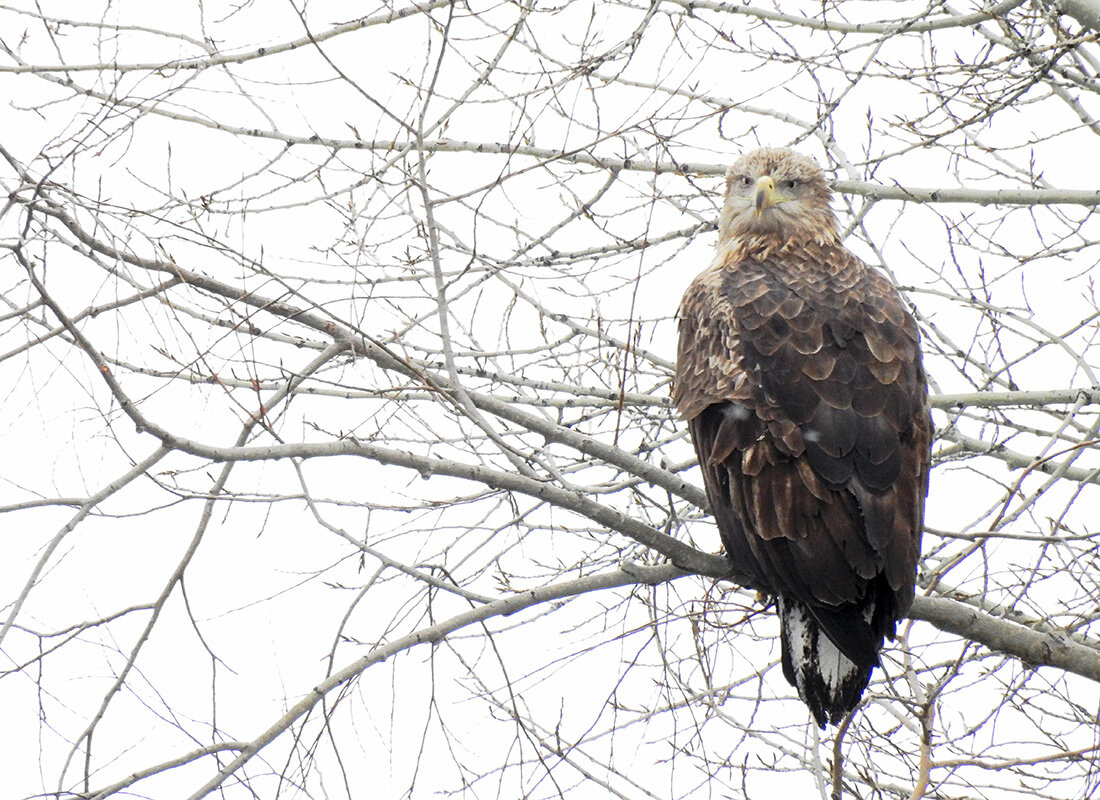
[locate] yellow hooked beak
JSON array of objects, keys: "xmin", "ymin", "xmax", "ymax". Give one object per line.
[{"xmin": 754, "ymin": 175, "xmax": 787, "ymax": 214}]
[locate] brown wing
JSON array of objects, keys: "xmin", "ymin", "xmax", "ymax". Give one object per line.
[{"xmin": 675, "ymin": 243, "xmax": 931, "ymax": 656}]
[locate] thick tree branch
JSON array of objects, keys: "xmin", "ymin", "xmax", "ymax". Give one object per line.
[
  {"xmin": 79, "ymin": 562, "xmax": 1091, "ymax": 799},
  {"xmin": 1045, "ymin": 0, "xmax": 1100, "ymax": 32},
  {"xmin": 908, "ymin": 596, "xmax": 1100, "ymax": 682}
]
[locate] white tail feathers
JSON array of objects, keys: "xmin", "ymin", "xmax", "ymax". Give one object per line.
[{"xmin": 777, "ymin": 596, "xmax": 877, "ymax": 728}]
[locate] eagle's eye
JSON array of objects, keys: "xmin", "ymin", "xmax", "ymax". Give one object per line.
[
  {"xmin": 737, "ymin": 175, "xmax": 752, "ymax": 188},
  {"xmin": 783, "ymin": 178, "xmax": 799, "ymax": 190}
]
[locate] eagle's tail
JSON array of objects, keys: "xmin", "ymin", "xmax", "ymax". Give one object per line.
[{"xmin": 777, "ymin": 595, "xmax": 884, "ymax": 728}]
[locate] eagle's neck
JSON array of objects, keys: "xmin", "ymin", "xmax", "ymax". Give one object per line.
[
  {"xmin": 721, "ymin": 229, "xmax": 840, "ymax": 264},
  {"xmin": 719, "ymin": 204, "xmax": 841, "ymax": 263}
]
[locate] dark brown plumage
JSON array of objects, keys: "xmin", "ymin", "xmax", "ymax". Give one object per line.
[{"xmin": 674, "ymin": 147, "xmax": 931, "ymax": 727}]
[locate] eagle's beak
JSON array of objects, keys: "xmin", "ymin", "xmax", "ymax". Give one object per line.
[{"xmin": 754, "ymin": 175, "xmax": 786, "ymax": 214}]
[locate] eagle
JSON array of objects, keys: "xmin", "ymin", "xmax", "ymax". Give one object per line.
[{"xmin": 674, "ymin": 147, "xmax": 932, "ymax": 727}]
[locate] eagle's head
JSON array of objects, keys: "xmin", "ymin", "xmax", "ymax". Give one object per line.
[{"xmin": 719, "ymin": 147, "xmax": 838, "ymax": 249}]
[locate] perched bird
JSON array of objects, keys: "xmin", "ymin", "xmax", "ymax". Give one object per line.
[{"xmin": 673, "ymin": 147, "xmax": 932, "ymax": 727}]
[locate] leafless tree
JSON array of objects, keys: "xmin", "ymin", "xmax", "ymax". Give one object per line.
[{"xmin": 2, "ymin": 1, "xmax": 1100, "ymax": 798}]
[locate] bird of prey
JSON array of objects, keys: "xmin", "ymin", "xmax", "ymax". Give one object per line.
[{"xmin": 673, "ymin": 147, "xmax": 932, "ymax": 727}]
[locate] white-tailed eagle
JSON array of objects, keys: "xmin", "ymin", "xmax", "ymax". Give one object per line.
[{"xmin": 674, "ymin": 147, "xmax": 932, "ymax": 727}]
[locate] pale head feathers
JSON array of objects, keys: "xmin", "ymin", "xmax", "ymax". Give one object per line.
[{"xmin": 718, "ymin": 147, "xmax": 838, "ymax": 254}]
